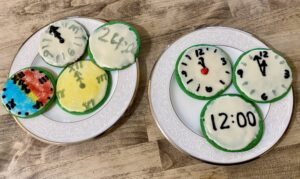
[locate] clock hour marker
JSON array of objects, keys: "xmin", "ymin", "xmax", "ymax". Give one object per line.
[
  {"xmin": 214, "ymin": 49, "xmax": 217, "ymax": 53},
  {"xmin": 237, "ymin": 69, "xmax": 243, "ymax": 78},
  {"xmin": 284, "ymin": 69, "xmax": 290, "ymax": 79},
  {"xmin": 196, "ymin": 84, "xmax": 200, "ymax": 92},
  {"xmin": 205, "ymin": 86, "xmax": 212, "ymax": 92},
  {"xmin": 225, "ymin": 71, "xmax": 230, "ymax": 74},
  {"xmin": 272, "ymin": 90, "xmax": 276, "ymax": 95},
  {"xmin": 281, "ymin": 84, "xmax": 287, "ymax": 89},
  {"xmin": 206, "ymin": 48, "xmax": 209, "ymax": 51},
  {"xmin": 220, "ymin": 57, "xmax": 227, "ymax": 65},
  {"xmin": 242, "ymin": 81, "xmax": 248, "ymax": 86},
  {"xmin": 181, "ymin": 62, "xmax": 187, "ymax": 66},
  {"xmin": 181, "ymin": 70, "xmax": 187, "ymax": 77},
  {"xmin": 73, "ymin": 42, "xmax": 83, "ymax": 47},
  {"xmin": 187, "ymin": 79, "xmax": 193, "ymax": 84},
  {"xmin": 250, "ymin": 89, "xmax": 255, "ymax": 94},
  {"xmin": 185, "ymin": 55, "xmax": 191, "ymax": 60},
  {"xmin": 261, "ymin": 93, "xmax": 268, "ymax": 101},
  {"xmin": 219, "ymin": 80, "xmax": 225, "ymax": 85}
]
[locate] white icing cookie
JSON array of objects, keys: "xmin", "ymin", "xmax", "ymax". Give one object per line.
[
  {"xmin": 234, "ymin": 48, "xmax": 292, "ymax": 103},
  {"xmin": 38, "ymin": 20, "xmax": 88, "ymax": 67},
  {"xmin": 89, "ymin": 21, "xmax": 140, "ymax": 70},
  {"xmin": 200, "ymin": 94, "xmax": 264, "ymax": 152},
  {"xmin": 176, "ymin": 45, "xmax": 232, "ymax": 99},
  {"xmin": 56, "ymin": 61, "xmax": 110, "ymax": 114}
]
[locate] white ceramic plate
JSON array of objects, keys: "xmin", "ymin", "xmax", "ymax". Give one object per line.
[
  {"xmin": 149, "ymin": 27, "xmax": 293, "ymax": 164},
  {"xmin": 9, "ymin": 17, "xmax": 139, "ymax": 144}
]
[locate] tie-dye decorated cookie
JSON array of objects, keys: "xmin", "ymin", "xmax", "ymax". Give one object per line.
[
  {"xmin": 1, "ymin": 67, "xmax": 56, "ymax": 118},
  {"xmin": 88, "ymin": 21, "xmax": 141, "ymax": 70},
  {"xmin": 56, "ymin": 61, "xmax": 111, "ymax": 114},
  {"xmin": 38, "ymin": 20, "xmax": 88, "ymax": 67}
]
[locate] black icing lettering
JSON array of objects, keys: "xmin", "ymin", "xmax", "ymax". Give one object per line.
[
  {"xmin": 205, "ymin": 86, "xmax": 212, "ymax": 93},
  {"xmin": 219, "ymin": 113, "xmax": 230, "ymax": 129},
  {"xmin": 185, "ymin": 55, "xmax": 191, "ymax": 60},
  {"xmin": 237, "ymin": 112, "xmax": 247, "ymax": 128},
  {"xmin": 186, "ymin": 79, "xmax": 193, "ymax": 84},
  {"xmin": 253, "ymin": 52, "xmax": 268, "ymax": 76},
  {"xmin": 195, "ymin": 48, "xmax": 205, "ymax": 57},
  {"xmin": 196, "ymin": 84, "xmax": 200, "ymax": 92},
  {"xmin": 246, "ymin": 111, "xmax": 256, "ymax": 126},
  {"xmin": 210, "ymin": 114, "xmax": 217, "ymax": 131},
  {"xmin": 237, "ymin": 69, "xmax": 243, "ymax": 78},
  {"xmin": 261, "ymin": 93, "xmax": 268, "ymax": 101},
  {"xmin": 181, "ymin": 62, "xmax": 187, "ymax": 66},
  {"xmin": 219, "ymin": 80, "xmax": 225, "ymax": 85},
  {"xmin": 197, "ymin": 57, "xmax": 206, "ymax": 68},
  {"xmin": 220, "ymin": 57, "xmax": 227, "ymax": 65},
  {"xmin": 6, "ymin": 99, "xmax": 16, "ymax": 110},
  {"xmin": 181, "ymin": 70, "xmax": 187, "ymax": 77},
  {"xmin": 284, "ymin": 69, "xmax": 290, "ymax": 79}
]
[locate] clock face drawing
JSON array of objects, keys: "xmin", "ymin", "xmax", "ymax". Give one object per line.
[
  {"xmin": 234, "ymin": 48, "xmax": 292, "ymax": 103},
  {"xmin": 200, "ymin": 94, "xmax": 264, "ymax": 152},
  {"xmin": 38, "ymin": 20, "xmax": 88, "ymax": 67},
  {"xmin": 175, "ymin": 44, "xmax": 232, "ymax": 99}
]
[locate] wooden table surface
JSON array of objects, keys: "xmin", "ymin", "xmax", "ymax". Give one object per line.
[{"xmin": 0, "ymin": 0, "xmax": 299, "ymax": 178}]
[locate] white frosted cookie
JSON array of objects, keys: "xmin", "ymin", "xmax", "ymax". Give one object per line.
[
  {"xmin": 234, "ymin": 48, "xmax": 292, "ymax": 103},
  {"xmin": 38, "ymin": 20, "xmax": 88, "ymax": 67},
  {"xmin": 56, "ymin": 61, "xmax": 111, "ymax": 114},
  {"xmin": 200, "ymin": 94, "xmax": 264, "ymax": 152},
  {"xmin": 88, "ymin": 21, "xmax": 141, "ymax": 70},
  {"xmin": 175, "ymin": 45, "xmax": 232, "ymax": 99}
]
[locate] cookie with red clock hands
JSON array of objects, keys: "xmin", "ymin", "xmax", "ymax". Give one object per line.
[{"xmin": 175, "ymin": 44, "xmax": 232, "ymax": 100}]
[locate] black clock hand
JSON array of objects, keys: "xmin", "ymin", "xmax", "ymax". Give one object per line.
[
  {"xmin": 198, "ymin": 57, "xmax": 206, "ymax": 68},
  {"xmin": 49, "ymin": 25, "xmax": 65, "ymax": 43},
  {"xmin": 253, "ymin": 55, "xmax": 267, "ymax": 76}
]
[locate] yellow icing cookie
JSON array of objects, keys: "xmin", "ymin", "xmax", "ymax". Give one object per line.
[{"xmin": 56, "ymin": 60, "xmax": 110, "ymax": 114}]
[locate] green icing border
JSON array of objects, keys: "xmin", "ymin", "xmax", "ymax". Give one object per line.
[
  {"xmin": 175, "ymin": 44, "xmax": 233, "ymax": 100},
  {"xmin": 39, "ymin": 20, "xmax": 89, "ymax": 68},
  {"xmin": 200, "ymin": 94, "xmax": 264, "ymax": 152},
  {"xmin": 88, "ymin": 21, "xmax": 141, "ymax": 71},
  {"xmin": 55, "ymin": 62, "xmax": 112, "ymax": 115},
  {"xmin": 233, "ymin": 48, "xmax": 293, "ymax": 103},
  {"xmin": 1, "ymin": 67, "xmax": 57, "ymax": 119}
]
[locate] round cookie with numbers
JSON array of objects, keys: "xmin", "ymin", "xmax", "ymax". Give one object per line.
[
  {"xmin": 200, "ymin": 94, "xmax": 264, "ymax": 152},
  {"xmin": 38, "ymin": 19, "xmax": 88, "ymax": 67},
  {"xmin": 56, "ymin": 60, "xmax": 111, "ymax": 114},
  {"xmin": 88, "ymin": 21, "xmax": 141, "ymax": 70},
  {"xmin": 175, "ymin": 44, "xmax": 232, "ymax": 100},
  {"xmin": 1, "ymin": 67, "xmax": 56, "ymax": 118},
  {"xmin": 233, "ymin": 48, "xmax": 292, "ymax": 103}
]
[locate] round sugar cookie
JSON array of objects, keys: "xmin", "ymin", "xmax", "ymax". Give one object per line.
[
  {"xmin": 234, "ymin": 48, "xmax": 292, "ymax": 103},
  {"xmin": 200, "ymin": 94, "xmax": 264, "ymax": 152},
  {"xmin": 88, "ymin": 21, "xmax": 141, "ymax": 70},
  {"xmin": 175, "ymin": 44, "xmax": 232, "ymax": 99},
  {"xmin": 56, "ymin": 60, "xmax": 111, "ymax": 114},
  {"xmin": 38, "ymin": 19, "xmax": 88, "ymax": 67},
  {"xmin": 1, "ymin": 67, "xmax": 56, "ymax": 118}
]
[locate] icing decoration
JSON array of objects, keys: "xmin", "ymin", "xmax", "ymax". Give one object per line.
[
  {"xmin": 56, "ymin": 61, "xmax": 111, "ymax": 114},
  {"xmin": 175, "ymin": 44, "xmax": 232, "ymax": 99},
  {"xmin": 89, "ymin": 21, "xmax": 141, "ymax": 70},
  {"xmin": 234, "ymin": 48, "xmax": 292, "ymax": 103},
  {"xmin": 38, "ymin": 20, "xmax": 88, "ymax": 67},
  {"xmin": 1, "ymin": 67, "xmax": 56, "ymax": 118},
  {"xmin": 200, "ymin": 94, "xmax": 264, "ymax": 152}
]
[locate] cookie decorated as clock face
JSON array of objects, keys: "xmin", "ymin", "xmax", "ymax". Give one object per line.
[
  {"xmin": 175, "ymin": 45, "xmax": 232, "ymax": 99},
  {"xmin": 38, "ymin": 20, "xmax": 88, "ymax": 67},
  {"xmin": 89, "ymin": 21, "xmax": 141, "ymax": 70},
  {"xmin": 200, "ymin": 94, "xmax": 264, "ymax": 152},
  {"xmin": 234, "ymin": 48, "xmax": 292, "ymax": 103},
  {"xmin": 56, "ymin": 61, "xmax": 111, "ymax": 114},
  {"xmin": 1, "ymin": 67, "xmax": 56, "ymax": 118}
]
